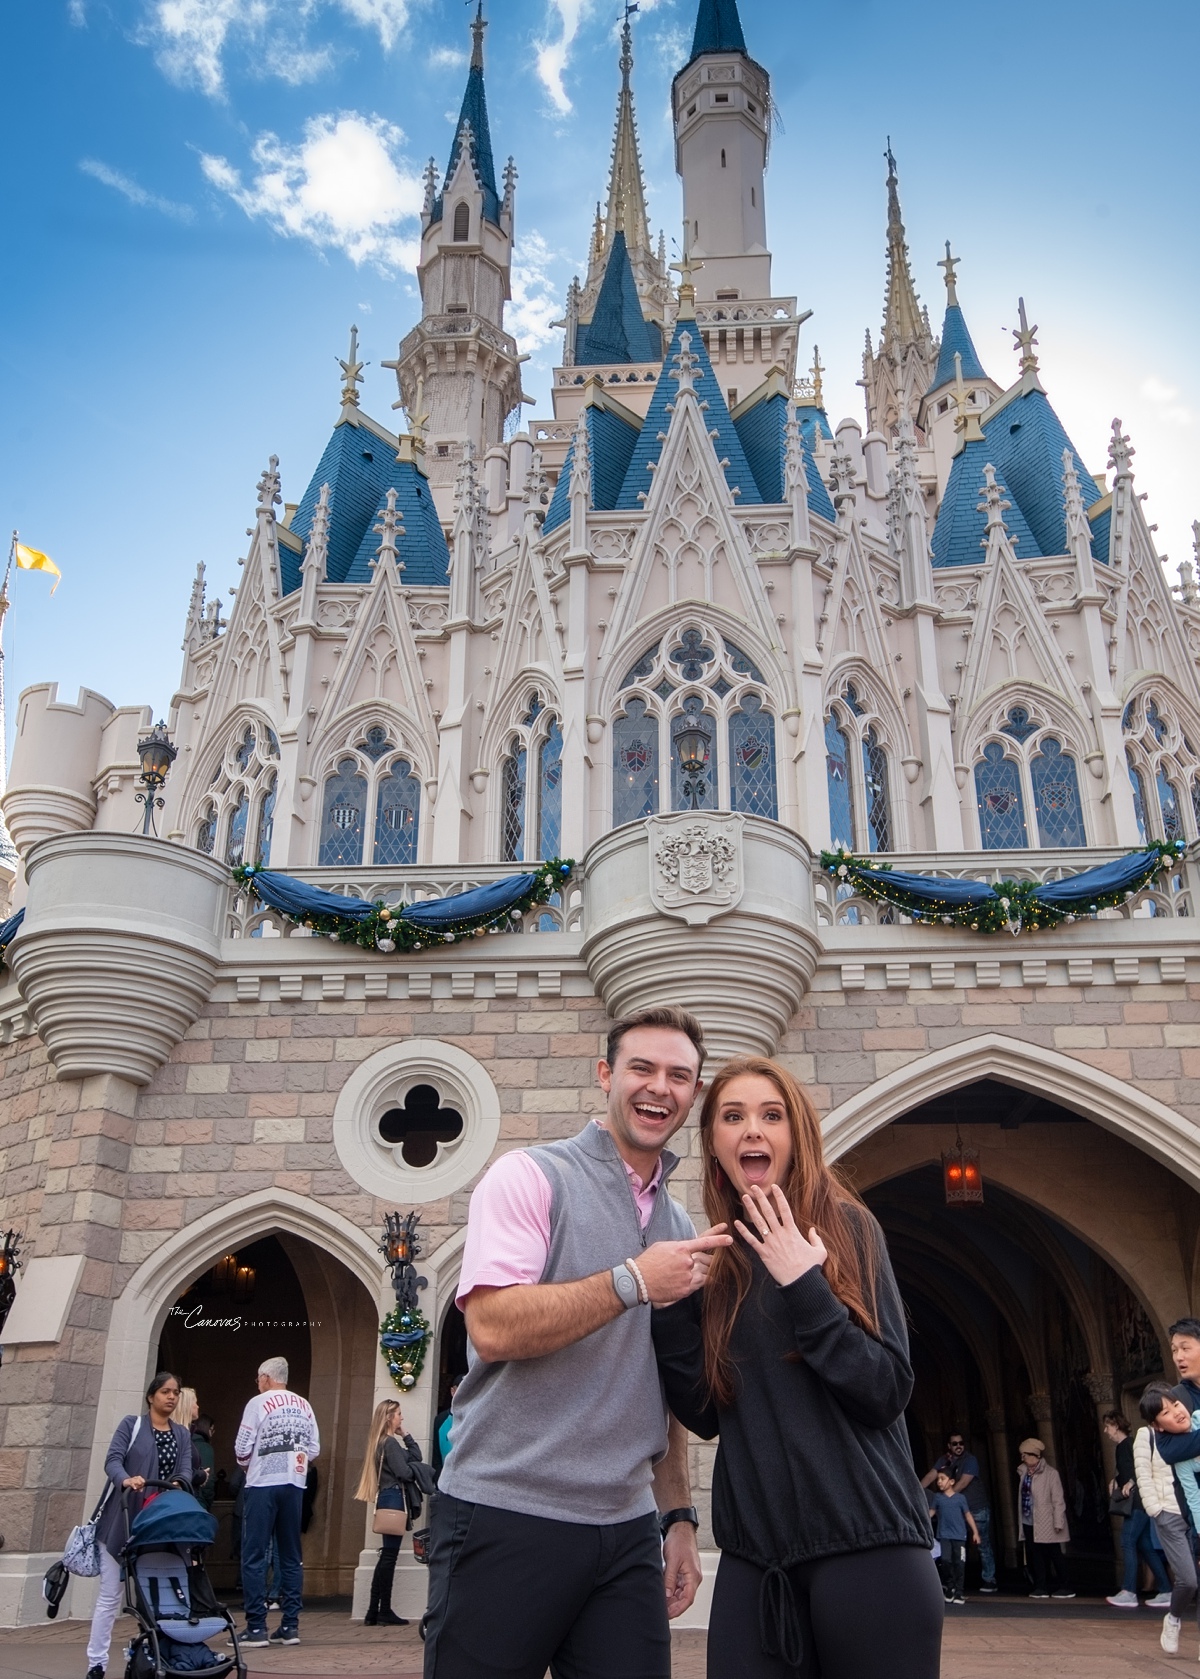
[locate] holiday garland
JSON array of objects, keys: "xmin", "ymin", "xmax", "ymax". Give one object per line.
[
  {"xmin": 0, "ymin": 907, "xmax": 24, "ymax": 970},
  {"xmin": 379, "ymin": 1304, "xmax": 431, "ymax": 1391},
  {"xmin": 819, "ymin": 840, "xmax": 1188, "ymax": 936},
  {"xmin": 231, "ymin": 859, "xmax": 575, "ymax": 951}
]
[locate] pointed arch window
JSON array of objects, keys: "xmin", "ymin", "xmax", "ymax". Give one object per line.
[
  {"xmin": 863, "ymin": 727, "xmax": 892, "ymax": 852},
  {"xmin": 613, "ymin": 697, "xmax": 660, "ymax": 826},
  {"xmin": 258, "ymin": 774, "xmax": 277, "ymax": 867},
  {"xmin": 538, "ymin": 720, "xmax": 563, "ymax": 859},
  {"xmin": 1030, "ymin": 738, "xmax": 1084, "ymax": 847},
  {"xmin": 225, "ymin": 788, "xmax": 249, "ymax": 867},
  {"xmin": 825, "ymin": 715, "xmax": 855, "ymax": 849},
  {"xmin": 196, "ymin": 804, "xmax": 217, "ymax": 856},
  {"xmin": 730, "ymin": 693, "xmax": 778, "ymax": 818},
  {"xmin": 453, "ymin": 201, "xmax": 470, "ymax": 241},
  {"xmin": 192, "ymin": 718, "xmax": 280, "ymax": 865},
  {"xmin": 611, "ymin": 629, "xmax": 777, "ymax": 827},
  {"xmin": 1123, "ymin": 693, "xmax": 1200, "ymax": 842},
  {"xmin": 500, "ymin": 744, "xmax": 527, "ymax": 863},
  {"xmin": 319, "ymin": 758, "xmax": 368, "ymax": 866},
  {"xmin": 975, "ymin": 741, "xmax": 1028, "ymax": 849},
  {"xmin": 374, "ymin": 760, "xmax": 421, "ymax": 865}
]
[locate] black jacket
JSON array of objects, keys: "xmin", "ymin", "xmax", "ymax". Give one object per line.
[{"xmin": 651, "ymin": 1219, "xmax": 933, "ymax": 1573}]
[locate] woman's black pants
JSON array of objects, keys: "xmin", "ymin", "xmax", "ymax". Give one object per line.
[
  {"xmin": 1023, "ymin": 1529, "xmax": 1069, "ymax": 1593},
  {"xmin": 707, "ymin": 1545, "xmax": 944, "ymax": 1679}
]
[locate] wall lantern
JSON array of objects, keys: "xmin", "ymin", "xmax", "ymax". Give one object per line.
[
  {"xmin": 135, "ymin": 720, "xmax": 178, "ymax": 837},
  {"xmin": 675, "ymin": 721, "xmax": 712, "ymax": 810},
  {"xmin": 231, "ymin": 1265, "xmax": 256, "ymax": 1302},
  {"xmin": 211, "ymin": 1252, "xmax": 239, "ymax": 1292},
  {"xmin": 942, "ymin": 1127, "xmax": 983, "ymax": 1205}
]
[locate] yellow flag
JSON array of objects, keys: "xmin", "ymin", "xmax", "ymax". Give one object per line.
[{"xmin": 14, "ymin": 543, "xmax": 61, "ymax": 594}]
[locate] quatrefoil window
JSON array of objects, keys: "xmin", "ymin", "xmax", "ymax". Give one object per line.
[{"xmin": 378, "ymin": 1084, "xmax": 464, "ymax": 1169}]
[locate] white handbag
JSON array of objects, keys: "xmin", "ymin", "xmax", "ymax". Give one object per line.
[{"xmin": 62, "ymin": 1416, "xmax": 141, "ymax": 1576}]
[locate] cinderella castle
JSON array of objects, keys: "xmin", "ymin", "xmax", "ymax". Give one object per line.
[{"xmin": 2, "ymin": 0, "xmax": 1200, "ymax": 1624}]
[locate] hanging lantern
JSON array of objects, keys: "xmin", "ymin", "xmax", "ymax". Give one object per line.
[
  {"xmin": 232, "ymin": 1264, "xmax": 256, "ymax": 1301},
  {"xmin": 942, "ymin": 1128, "xmax": 983, "ymax": 1205},
  {"xmin": 212, "ymin": 1252, "xmax": 239, "ymax": 1292}
]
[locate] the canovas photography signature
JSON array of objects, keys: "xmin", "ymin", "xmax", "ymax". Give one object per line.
[{"xmin": 166, "ymin": 1305, "xmax": 322, "ymax": 1331}]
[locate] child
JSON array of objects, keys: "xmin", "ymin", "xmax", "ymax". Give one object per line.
[
  {"xmin": 1137, "ymin": 1382, "xmax": 1200, "ymax": 1658},
  {"xmin": 929, "ymin": 1469, "xmax": 980, "ymax": 1605},
  {"xmin": 1151, "ymin": 1387, "xmax": 1200, "ymax": 1527}
]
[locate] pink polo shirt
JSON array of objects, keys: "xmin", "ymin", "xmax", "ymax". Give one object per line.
[{"xmin": 456, "ymin": 1123, "xmax": 663, "ymax": 1305}]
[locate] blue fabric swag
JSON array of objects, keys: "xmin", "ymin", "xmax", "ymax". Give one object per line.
[{"xmin": 244, "ymin": 868, "xmax": 543, "ymax": 930}]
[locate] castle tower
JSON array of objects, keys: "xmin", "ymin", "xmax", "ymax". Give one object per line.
[
  {"xmin": 862, "ymin": 145, "xmax": 938, "ymax": 436},
  {"xmin": 672, "ymin": 0, "xmax": 772, "ymax": 303},
  {"xmin": 387, "ymin": 4, "xmax": 523, "ymax": 515}
]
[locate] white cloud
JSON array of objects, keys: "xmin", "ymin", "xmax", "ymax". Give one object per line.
[
  {"xmin": 80, "ymin": 157, "xmax": 195, "ymax": 221},
  {"xmin": 509, "ymin": 230, "xmax": 566, "ymax": 353},
  {"xmin": 535, "ymin": 0, "xmax": 593, "ymax": 115},
  {"xmin": 429, "ymin": 45, "xmax": 466, "ymax": 69},
  {"xmin": 201, "ymin": 112, "xmax": 423, "ymax": 271},
  {"xmin": 142, "ymin": 0, "xmax": 411, "ymax": 98},
  {"xmin": 1142, "ymin": 375, "xmax": 1192, "ymax": 428},
  {"xmin": 68, "ymin": 0, "xmax": 88, "ymax": 23}
]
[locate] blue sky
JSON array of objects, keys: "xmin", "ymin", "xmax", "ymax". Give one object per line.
[{"xmin": 3, "ymin": 0, "xmax": 1199, "ymax": 728}]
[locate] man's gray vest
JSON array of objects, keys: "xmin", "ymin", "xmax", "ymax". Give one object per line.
[{"xmin": 440, "ymin": 1121, "xmax": 695, "ymax": 1524}]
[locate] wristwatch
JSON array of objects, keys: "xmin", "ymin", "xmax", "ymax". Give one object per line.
[
  {"xmin": 611, "ymin": 1262, "xmax": 640, "ymax": 1310},
  {"xmin": 659, "ymin": 1506, "xmax": 700, "ymax": 1538}
]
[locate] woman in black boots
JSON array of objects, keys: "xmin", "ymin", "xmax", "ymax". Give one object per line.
[
  {"xmin": 652, "ymin": 1056, "xmax": 943, "ymax": 1679},
  {"xmin": 354, "ymin": 1399, "xmax": 422, "ymax": 1626}
]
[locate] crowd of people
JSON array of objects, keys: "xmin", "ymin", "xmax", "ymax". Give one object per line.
[{"xmin": 75, "ymin": 1006, "xmax": 1200, "ymax": 1679}]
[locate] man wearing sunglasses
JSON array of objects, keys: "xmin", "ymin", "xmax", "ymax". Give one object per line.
[{"xmin": 921, "ymin": 1432, "xmax": 997, "ymax": 1593}]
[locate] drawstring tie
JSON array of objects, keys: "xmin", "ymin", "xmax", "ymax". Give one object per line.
[{"xmin": 759, "ymin": 1563, "xmax": 803, "ymax": 1669}]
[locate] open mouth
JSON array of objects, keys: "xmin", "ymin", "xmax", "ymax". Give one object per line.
[
  {"xmin": 632, "ymin": 1101, "xmax": 671, "ymax": 1125},
  {"xmin": 739, "ymin": 1149, "xmax": 773, "ymax": 1185}
]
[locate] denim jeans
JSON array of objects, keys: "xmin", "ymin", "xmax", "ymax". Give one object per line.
[
  {"xmin": 974, "ymin": 1508, "xmax": 996, "ymax": 1587},
  {"xmin": 1121, "ymin": 1509, "xmax": 1171, "ymax": 1595},
  {"xmin": 242, "ymin": 1484, "xmax": 304, "ymax": 1631}
]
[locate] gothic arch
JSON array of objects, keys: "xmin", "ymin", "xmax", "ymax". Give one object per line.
[
  {"xmin": 962, "ymin": 682, "xmax": 1097, "ymax": 767},
  {"xmin": 821, "ymin": 1032, "xmax": 1200, "ymax": 1340},
  {"xmin": 598, "ymin": 604, "xmax": 789, "ymax": 718},
  {"xmin": 309, "ymin": 701, "xmax": 436, "ymax": 788}
]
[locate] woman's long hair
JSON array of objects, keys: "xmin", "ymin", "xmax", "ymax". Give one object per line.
[
  {"xmin": 175, "ymin": 1387, "xmax": 199, "ymax": 1430},
  {"xmin": 699, "ymin": 1057, "xmax": 881, "ymax": 1407},
  {"xmin": 354, "ymin": 1400, "xmax": 400, "ymax": 1502}
]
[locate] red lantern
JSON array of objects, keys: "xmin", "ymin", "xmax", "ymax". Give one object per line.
[{"xmin": 942, "ymin": 1129, "xmax": 983, "ymax": 1205}]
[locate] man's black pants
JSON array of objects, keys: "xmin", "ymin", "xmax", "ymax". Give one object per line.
[{"xmin": 422, "ymin": 1492, "xmax": 670, "ymax": 1679}]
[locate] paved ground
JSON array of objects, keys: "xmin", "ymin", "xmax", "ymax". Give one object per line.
[{"xmin": 2, "ymin": 1600, "xmax": 1193, "ymax": 1678}]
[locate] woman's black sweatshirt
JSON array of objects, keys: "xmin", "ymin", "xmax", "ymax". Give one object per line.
[{"xmin": 651, "ymin": 1215, "xmax": 933, "ymax": 1572}]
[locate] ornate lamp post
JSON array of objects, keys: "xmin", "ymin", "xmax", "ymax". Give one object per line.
[
  {"xmin": 134, "ymin": 721, "xmax": 178, "ymax": 837},
  {"xmin": 675, "ymin": 721, "xmax": 712, "ymax": 810},
  {"xmin": 377, "ymin": 1211, "xmax": 430, "ymax": 1390}
]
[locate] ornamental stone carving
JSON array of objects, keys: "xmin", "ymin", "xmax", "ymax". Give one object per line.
[{"xmin": 650, "ymin": 813, "xmax": 744, "ymax": 927}]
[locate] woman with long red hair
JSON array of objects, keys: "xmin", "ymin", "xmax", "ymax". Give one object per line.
[{"xmin": 652, "ymin": 1057, "xmax": 942, "ymax": 1678}]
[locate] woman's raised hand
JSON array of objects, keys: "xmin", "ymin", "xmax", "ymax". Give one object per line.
[{"xmin": 735, "ymin": 1184, "xmax": 828, "ymax": 1288}]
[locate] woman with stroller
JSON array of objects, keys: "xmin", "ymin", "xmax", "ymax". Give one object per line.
[
  {"xmin": 354, "ymin": 1399, "xmax": 424, "ymax": 1626},
  {"xmin": 85, "ymin": 1370, "xmax": 193, "ymax": 1679},
  {"xmin": 651, "ymin": 1056, "xmax": 942, "ymax": 1679}
]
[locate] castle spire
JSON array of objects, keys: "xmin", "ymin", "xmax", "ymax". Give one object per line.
[
  {"xmin": 862, "ymin": 143, "xmax": 937, "ymax": 434},
  {"xmin": 686, "ymin": 0, "xmax": 747, "ymax": 64},
  {"xmin": 881, "ymin": 141, "xmax": 927, "ymax": 352},
  {"xmin": 438, "ymin": 1, "xmax": 498, "ymax": 221}
]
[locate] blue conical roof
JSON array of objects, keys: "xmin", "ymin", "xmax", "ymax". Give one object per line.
[
  {"xmin": 687, "ymin": 0, "xmax": 747, "ymax": 61},
  {"xmin": 433, "ymin": 39, "xmax": 500, "ymax": 225},
  {"xmin": 931, "ymin": 439, "xmax": 1042, "ymax": 568},
  {"xmin": 978, "ymin": 386, "xmax": 1104, "ymax": 562},
  {"xmin": 576, "ymin": 233, "xmax": 660, "ymax": 365},
  {"xmin": 616, "ymin": 317, "xmax": 762, "ymax": 509},
  {"xmin": 929, "ymin": 302, "xmax": 988, "ymax": 394}
]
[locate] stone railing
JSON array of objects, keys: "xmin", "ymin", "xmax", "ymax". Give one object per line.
[
  {"xmin": 227, "ymin": 863, "xmax": 585, "ymax": 941},
  {"xmin": 694, "ymin": 298, "xmax": 797, "ymax": 325},
  {"xmin": 814, "ymin": 846, "xmax": 1198, "ymax": 929}
]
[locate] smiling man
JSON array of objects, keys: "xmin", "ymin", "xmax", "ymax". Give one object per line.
[{"xmin": 424, "ymin": 1005, "xmax": 731, "ymax": 1679}]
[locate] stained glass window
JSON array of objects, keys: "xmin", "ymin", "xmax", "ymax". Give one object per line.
[
  {"xmin": 843, "ymin": 683, "xmax": 865, "ymax": 717},
  {"xmin": 621, "ymin": 645, "xmax": 660, "ymax": 688},
  {"xmin": 730, "ymin": 694, "xmax": 777, "ymax": 818},
  {"xmin": 196, "ymin": 805, "xmax": 217, "ymax": 856},
  {"xmin": 975, "ymin": 741, "xmax": 1028, "ymax": 849},
  {"xmin": 319, "ymin": 758, "xmax": 367, "ymax": 865},
  {"xmin": 361, "ymin": 726, "xmax": 393, "ymax": 760},
  {"xmin": 257, "ymin": 774, "xmax": 277, "ymax": 866},
  {"xmin": 226, "ymin": 788, "xmax": 249, "ymax": 866},
  {"xmin": 613, "ymin": 698, "xmax": 659, "ymax": 825},
  {"xmin": 521, "ymin": 694, "xmax": 544, "ymax": 726},
  {"xmin": 1127, "ymin": 755, "xmax": 1148, "ymax": 842},
  {"xmin": 234, "ymin": 728, "xmax": 256, "ymax": 771},
  {"xmin": 1192, "ymin": 777, "xmax": 1200, "ymax": 836},
  {"xmin": 670, "ymin": 628, "xmax": 716, "ymax": 682},
  {"xmin": 501, "ymin": 746, "xmax": 527, "ymax": 862},
  {"xmin": 671, "ymin": 695, "xmax": 718, "ymax": 811},
  {"xmin": 1146, "ymin": 700, "xmax": 1168, "ymax": 745},
  {"xmin": 1000, "ymin": 706, "xmax": 1038, "ymax": 743},
  {"xmin": 863, "ymin": 727, "xmax": 892, "ymax": 852},
  {"xmin": 825, "ymin": 714, "xmax": 855, "ymax": 849},
  {"xmin": 374, "ymin": 760, "xmax": 421, "ymax": 864},
  {"xmin": 265, "ymin": 727, "xmax": 280, "ymax": 758},
  {"xmin": 538, "ymin": 721, "xmax": 563, "ymax": 859},
  {"xmin": 1157, "ymin": 771, "xmax": 1183, "ymax": 842},
  {"xmin": 1031, "ymin": 738, "xmax": 1085, "ymax": 847},
  {"xmin": 724, "ymin": 639, "xmax": 766, "ymax": 682}
]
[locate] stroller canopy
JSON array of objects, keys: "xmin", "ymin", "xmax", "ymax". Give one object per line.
[{"xmin": 128, "ymin": 1489, "xmax": 218, "ymax": 1549}]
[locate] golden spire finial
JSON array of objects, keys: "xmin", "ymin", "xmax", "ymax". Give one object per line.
[
  {"xmin": 469, "ymin": 1, "xmax": 486, "ymax": 70},
  {"xmin": 669, "ymin": 225, "xmax": 703, "ymax": 320},
  {"xmin": 337, "ymin": 324, "xmax": 367, "ymax": 409},
  {"xmin": 938, "ymin": 242, "xmax": 959, "ymax": 307},
  {"xmin": 811, "ymin": 345, "xmax": 824, "ymax": 408},
  {"xmin": 1013, "ymin": 297, "xmax": 1039, "ymax": 376}
]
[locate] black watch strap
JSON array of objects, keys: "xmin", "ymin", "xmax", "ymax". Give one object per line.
[{"xmin": 659, "ymin": 1505, "xmax": 699, "ymax": 1537}]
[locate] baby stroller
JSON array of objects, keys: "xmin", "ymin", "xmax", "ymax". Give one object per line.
[{"xmin": 120, "ymin": 1482, "xmax": 245, "ymax": 1679}]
